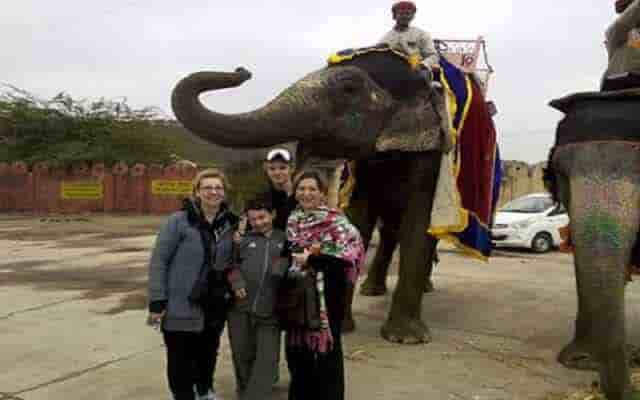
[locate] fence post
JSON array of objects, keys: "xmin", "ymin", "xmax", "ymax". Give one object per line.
[
  {"xmin": 112, "ymin": 162, "xmax": 130, "ymax": 212},
  {"xmin": 11, "ymin": 161, "xmax": 33, "ymax": 212},
  {"xmin": 131, "ymin": 163, "xmax": 147, "ymax": 214}
]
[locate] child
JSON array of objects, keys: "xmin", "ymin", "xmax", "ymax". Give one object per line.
[{"xmin": 227, "ymin": 196, "xmax": 288, "ymax": 400}]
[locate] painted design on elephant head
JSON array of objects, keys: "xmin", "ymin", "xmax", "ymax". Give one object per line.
[
  {"xmin": 577, "ymin": 210, "xmax": 629, "ymax": 251},
  {"xmin": 568, "ymin": 172, "xmax": 638, "ymax": 256}
]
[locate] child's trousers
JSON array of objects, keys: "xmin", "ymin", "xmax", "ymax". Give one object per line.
[{"xmin": 227, "ymin": 310, "xmax": 281, "ymax": 400}]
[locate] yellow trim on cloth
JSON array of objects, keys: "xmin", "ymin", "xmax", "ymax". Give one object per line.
[
  {"xmin": 427, "ymin": 74, "xmax": 487, "ymax": 261},
  {"xmin": 338, "ymin": 161, "xmax": 357, "ymax": 211}
]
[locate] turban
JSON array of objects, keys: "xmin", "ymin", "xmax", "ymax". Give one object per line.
[
  {"xmin": 616, "ymin": 0, "xmax": 632, "ymax": 13},
  {"xmin": 392, "ymin": 1, "xmax": 417, "ymax": 13}
]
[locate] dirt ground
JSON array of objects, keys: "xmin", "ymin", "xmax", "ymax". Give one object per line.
[{"xmin": 2, "ymin": 214, "xmax": 640, "ymax": 400}]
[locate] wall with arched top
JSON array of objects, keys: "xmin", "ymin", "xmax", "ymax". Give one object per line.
[
  {"xmin": 498, "ymin": 160, "xmax": 548, "ymax": 206},
  {"xmin": 0, "ymin": 161, "xmax": 199, "ymax": 214}
]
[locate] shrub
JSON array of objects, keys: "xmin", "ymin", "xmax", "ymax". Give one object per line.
[{"xmin": 0, "ymin": 86, "xmax": 184, "ymax": 166}]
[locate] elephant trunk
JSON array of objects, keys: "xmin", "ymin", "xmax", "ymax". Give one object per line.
[
  {"xmin": 573, "ymin": 240, "xmax": 630, "ymax": 398},
  {"xmin": 558, "ymin": 142, "xmax": 640, "ymax": 399},
  {"xmin": 171, "ymin": 68, "xmax": 325, "ymax": 148}
]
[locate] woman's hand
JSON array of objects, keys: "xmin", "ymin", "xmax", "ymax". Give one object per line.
[
  {"xmin": 147, "ymin": 311, "xmax": 165, "ymax": 330},
  {"xmin": 232, "ymin": 231, "xmax": 243, "ymax": 244},
  {"xmin": 234, "ymin": 288, "xmax": 247, "ymax": 299},
  {"xmin": 233, "ymin": 215, "xmax": 247, "ymax": 244}
]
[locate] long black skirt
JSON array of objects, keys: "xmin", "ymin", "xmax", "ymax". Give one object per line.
[{"xmin": 285, "ymin": 254, "xmax": 348, "ymax": 400}]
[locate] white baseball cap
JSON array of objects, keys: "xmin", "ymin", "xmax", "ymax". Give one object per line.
[{"xmin": 265, "ymin": 148, "xmax": 293, "ymax": 163}]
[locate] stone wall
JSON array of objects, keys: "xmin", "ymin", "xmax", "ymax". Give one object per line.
[{"xmin": 498, "ymin": 160, "xmax": 548, "ymax": 207}]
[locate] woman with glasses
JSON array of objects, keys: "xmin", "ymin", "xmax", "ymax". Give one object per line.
[{"xmin": 148, "ymin": 168, "xmax": 238, "ymax": 400}]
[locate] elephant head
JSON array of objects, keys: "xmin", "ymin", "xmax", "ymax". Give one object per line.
[
  {"xmin": 170, "ymin": 49, "xmax": 449, "ymax": 161},
  {"xmin": 171, "ymin": 64, "xmax": 397, "ymax": 160},
  {"xmin": 547, "ymin": 90, "xmax": 640, "ymax": 400}
]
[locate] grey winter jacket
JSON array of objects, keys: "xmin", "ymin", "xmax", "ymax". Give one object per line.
[
  {"xmin": 148, "ymin": 208, "xmax": 236, "ymax": 332},
  {"xmin": 228, "ymin": 229, "xmax": 288, "ymax": 319}
]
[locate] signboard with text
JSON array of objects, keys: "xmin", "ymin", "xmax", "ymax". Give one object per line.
[
  {"xmin": 436, "ymin": 37, "xmax": 493, "ymax": 95},
  {"xmin": 60, "ymin": 181, "xmax": 103, "ymax": 200},
  {"xmin": 151, "ymin": 180, "xmax": 192, "ymax": 196}
]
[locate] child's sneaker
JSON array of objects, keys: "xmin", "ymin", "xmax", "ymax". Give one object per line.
[
  {"xmin": 200, "ymin": 390, "xmax": 219, "ymax": 400},
  {"xmin": 194, "ymin": 385, "xmax": 221, "ymax": 400}
]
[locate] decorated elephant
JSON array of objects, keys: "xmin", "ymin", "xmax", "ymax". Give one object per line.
[
  {"xmin": 545, "ymin": 89, "xmax": 640, "ymax": 399},
  {"xmin": 171, "ymin": 47, "xmax": 497, "ymax": 343}
]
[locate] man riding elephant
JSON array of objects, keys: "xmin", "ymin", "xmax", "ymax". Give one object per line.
[
  {"xmin": 602, "ymin": 0, "xmax": 640, "ymax": 90},
  {"xmin": 380, "ymin": 1, "xmax": 440, "ymax": 73}
]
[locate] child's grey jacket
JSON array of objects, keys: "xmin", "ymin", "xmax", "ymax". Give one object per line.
[{"xmin": 228, "ymin": 229, "xmax": 288, "ymax": 319}]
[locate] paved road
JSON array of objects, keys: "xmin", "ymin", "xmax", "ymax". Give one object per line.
[{"xmin": 2, "ymin": 216, "xmax": 639, "ymax": 400}]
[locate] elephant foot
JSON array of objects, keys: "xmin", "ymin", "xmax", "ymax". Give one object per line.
[
  {"xmin": 359, "ymin": 281, "xmax": 387, "ymax": 296},
  {"xmin": 557, "ymin": 341, "xmax": 598, "ymax": 371},
  {"xmin": 380, "ymin": 318, "xmax": 432, "ymax": 344},
  {"xmin": 342, "ymin": 316, "xmax": 356, "ymax": 334},
  {"xmin": 424, "ymin": 279, "xmax": 435, "ymax": 293}
]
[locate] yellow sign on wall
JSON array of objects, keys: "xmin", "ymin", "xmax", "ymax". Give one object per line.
[
  {"xmin": 60, "ymin": 182, "xmax": 104, "ymax": 200},
  {"xmin": 151, "ymin": 180, "xmax": 192, "ymax": 196}
]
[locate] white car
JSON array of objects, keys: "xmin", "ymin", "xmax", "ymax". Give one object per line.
[{"xmin": 491, "ymin": 193, "xmax": 569, "ymax": 253}]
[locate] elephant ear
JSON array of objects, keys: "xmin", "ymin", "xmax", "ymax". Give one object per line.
[{"xmin": 375, "ymin": 90, "xmax": 452, "ymax": 153}]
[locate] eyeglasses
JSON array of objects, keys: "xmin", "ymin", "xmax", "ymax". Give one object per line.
[
  {"xmin": 199, "ymin": 185, "xmax": 225, "ymax": 192},
  {"xmin": 266, "ymin": 148, "xmax": 292, "ymax": 162}
]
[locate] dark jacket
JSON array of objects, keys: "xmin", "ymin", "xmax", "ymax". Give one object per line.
[
  {"xmin": 266, "ymin": 186, "xmax": 298, "ymax": 231},
  {"xmin": 227, "ymin": 229, "xmax": 288, "ymax": 319},
  {"xmin": 148, "ymin": 199, "xmax": 238, "ymax": 332}
]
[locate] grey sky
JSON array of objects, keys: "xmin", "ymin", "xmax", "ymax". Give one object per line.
[{"xmin": 2, "ymin": 0, "xmax": 615, "ymax": 163}]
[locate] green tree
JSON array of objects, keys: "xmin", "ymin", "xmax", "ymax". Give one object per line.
[{"xmin": 0, "ymin": 86, "xmax": 184, "ymax": 166}]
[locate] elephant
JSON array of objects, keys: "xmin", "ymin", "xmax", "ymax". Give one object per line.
[
  {"xmin": 171, "ymin": 48, "xmax": 452, "ymax": 343},
  {"xmin": 545, "ymin": 89, "xmax": 640, "ymax": 399}
]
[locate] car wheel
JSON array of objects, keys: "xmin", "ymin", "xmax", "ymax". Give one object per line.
[{"xmin": 531, "ymin": 232, "xmax": 553, "ymax": 253}]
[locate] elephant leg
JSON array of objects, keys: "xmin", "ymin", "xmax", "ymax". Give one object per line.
[
  {"xmin": 362, "ymin": 227, "xmax": 437, "ymax": 296},
  {"xmin": 553, "ymin": 143, "xmax": 640, "ymax": 399},
  {"xmin": 343, "ymin": 197, "xmax": 377, "ymax": 333},
  {"xmin": 557, "ymin": 259, "xmax": 601, "ymax": 370},
  {"xmin": 424, "ymin": 237, "xmax": 438, "ymax": 293},
  {"xmin": 380, "ymin": 152, "xmax": 440, "ymax": 344},
  {"xmin": 360, "ymin": 221, "xmax": 398, "ymax": 296}
]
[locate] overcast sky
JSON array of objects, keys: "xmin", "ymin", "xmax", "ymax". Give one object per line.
[{"xmin": 2, "ymin": 1, "xmax": 614, "ymax": 163}]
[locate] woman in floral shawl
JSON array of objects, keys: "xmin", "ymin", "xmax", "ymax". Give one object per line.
[{"xmin": 285, "ymin": 170, "xmax": 365, "ymax": 400}]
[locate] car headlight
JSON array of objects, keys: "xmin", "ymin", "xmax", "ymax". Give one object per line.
[{"xmin": 513, "ymin": 219, "xmax": 534, "ymax": 229}]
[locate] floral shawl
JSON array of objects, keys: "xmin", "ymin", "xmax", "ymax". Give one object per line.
[
  {"xmin": 287, "ymin": 206, "xmax": 364, "ymax": 283},
  {"xmin": 286, "ymin": 206, "xmax": 365, "ymax": 353}
]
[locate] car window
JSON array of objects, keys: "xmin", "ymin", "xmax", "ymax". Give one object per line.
[
  {"xmin": 500, "ymin": 196, "xmax": 553, "ymax": 213},
  {"xmin": 548, "ymin": 202, "xmax": 567, "ymax": 216}
]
